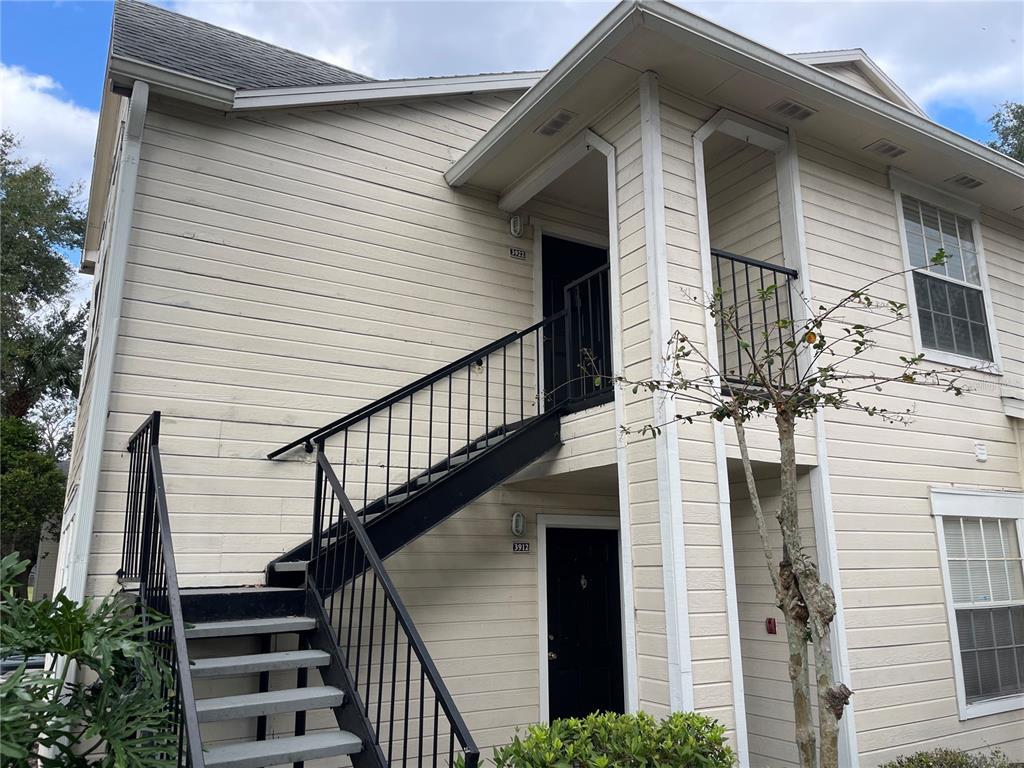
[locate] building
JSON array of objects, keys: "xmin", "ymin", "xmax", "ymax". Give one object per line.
[{"xmin": 54, "ymin": 1, "xmax": 1024, "ymax": 766}]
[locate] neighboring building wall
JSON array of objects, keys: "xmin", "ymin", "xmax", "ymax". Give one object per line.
[
  {"xmin": 796, "ymin": 137, "xmax": 1024, "ymax": 764},
  {"xmin": 731, "ymin": 470, "xmax": 819, "ymax": 768}
]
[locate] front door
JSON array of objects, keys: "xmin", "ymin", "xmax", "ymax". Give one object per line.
[{"xmin": 545, "ymin": 526, "xmax": 624, "ymax": 720}]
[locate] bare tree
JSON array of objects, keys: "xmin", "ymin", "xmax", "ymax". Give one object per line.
[{"xmin": 619, "ymin": 250, "xmax": 979, "ymax": 768}]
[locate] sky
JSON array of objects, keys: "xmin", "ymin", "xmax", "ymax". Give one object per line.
[{"xmin": 0, "ymin": 0, "xmax": 1021, "ymax": 263}]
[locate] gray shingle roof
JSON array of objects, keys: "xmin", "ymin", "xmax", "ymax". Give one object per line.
[{"xmin": 111, "ymin": 0, "xmax": 372, "ymax": 90}]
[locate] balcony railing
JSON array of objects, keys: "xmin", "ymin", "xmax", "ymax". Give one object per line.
[{"xmin": 711, "ymin": 248, "xmax": 799, "ymax": 389}]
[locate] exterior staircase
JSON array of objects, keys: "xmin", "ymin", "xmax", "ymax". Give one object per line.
[{"xmin": 117, "ymin": 265, "xmax": 613, "ymax": 768}]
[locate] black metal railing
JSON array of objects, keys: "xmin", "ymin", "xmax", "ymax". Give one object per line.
[
  {"xmin": 547, "ymin": 265, "xmax": 612, "ymax": 405},
  {"xmin": 268, "ymin": 266, "xmax": 612, "ymax": 517},
  {"xmin": 711, "ymin": 249, "xmax": 799, "ymax": 388},
  {"xmin": 119, "ymin": 412, "xmax": 204, "ymax": 768},
  {"xmin": 310, "ymin": 449, "xmax": 479, "ymax": 768}
]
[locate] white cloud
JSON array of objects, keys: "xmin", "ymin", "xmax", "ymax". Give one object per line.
[
  {"xmin": 168, "ymin": 0, "xmax": 1021, "ymax": 124},
  {"xmin": 0, "ymin": 64, "xmax": 100, "ymax": 193}
]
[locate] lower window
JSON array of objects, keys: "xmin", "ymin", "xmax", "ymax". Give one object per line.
[{"xmin": 937, "ymin": 507, "xmax": 1024, "ymax": 716}]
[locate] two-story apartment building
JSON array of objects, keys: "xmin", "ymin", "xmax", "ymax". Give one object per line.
[{"xmin": 52, "ymin": 1, "xmax": 1024, "ymax": 766}]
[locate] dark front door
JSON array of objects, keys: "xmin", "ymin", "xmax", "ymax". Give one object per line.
[
  {"xmin": 546, "ymin": 526, "xmax": 624, "ymax": 720},
  {"xmin": 541, "ymin": 235, "xmax": 611, "ymax": 407}
]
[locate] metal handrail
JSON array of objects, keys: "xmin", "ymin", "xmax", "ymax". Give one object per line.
[
  {"xmin": 120, "ymin": 412, "xmax": 205, "ymax": 768},
  {"xmin": 313, "ymin": 450, "xmax": 480, "ymax": 768},
  {"xmin": 267, "ymin": 311, "xmax": 570, "ymax": 460},
  {"xmin": 711, "ymin": 247, "xmax": 798, "ymax": 279}
]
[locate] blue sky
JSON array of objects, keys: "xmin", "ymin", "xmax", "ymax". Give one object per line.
[{"xmin": 0, "ymin": 1, "xmax": 1018, "ymax": 235}]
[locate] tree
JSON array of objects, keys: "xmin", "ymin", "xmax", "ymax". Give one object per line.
[
  {"xmin": 620, "ymin": 251, "xmax": 972, "ymax": 768},
  {"xmin": 0, "ymin": 131, "xmax": 87, "ymax": 573},
  {"xmin": 988, "ymin": 101, "xmax": 1024, "ymax": 162},
  {"xmin": 0, "ymin": 130, "xmax": 87, "ymax": 421}
]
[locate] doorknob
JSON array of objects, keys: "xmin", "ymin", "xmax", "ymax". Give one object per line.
[{"xmin": 548, "ymin": 651, "xmax": 558, "ymax": 661}]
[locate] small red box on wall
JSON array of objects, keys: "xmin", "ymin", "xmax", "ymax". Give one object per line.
[{"xmin": 765, "ymin": 617, "xmax": 777, "ymax": 635}]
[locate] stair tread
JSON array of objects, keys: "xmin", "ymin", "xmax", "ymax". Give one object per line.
[
  {"xmin": 204, "ymin": 730, "xmax": 362, "ymax": 768},
  {"xmin": 185, "ymin": 616, "xmax": 314, "ymax": 639},
  {"xmin": 196, "ymin": 686, "xmax": 344, "ymax": 722},
  {"xmin": 191, "ymin": 649, "xmax": 329, "ymax": 678},
  {"xmin": 270, "ymin": 560, "xmax": 309, "ymax": 573}
]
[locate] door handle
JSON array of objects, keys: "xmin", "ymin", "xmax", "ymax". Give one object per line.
[{"xmin": 548, "ymin": 651, "xmax": 558, "ymax": 661}]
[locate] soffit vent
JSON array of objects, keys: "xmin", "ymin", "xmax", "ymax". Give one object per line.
[
  {"xmin": 945, "ymin": 172, "xmax": 984, "ymax": 190},
  {"xmin": 864, "ymin": 138, "xmax": 909, "ymax": 159},
  {"xmin": 766, "ymin": 98, "xmax": 817, "ymax": 121},
  {"xmin": 534, "ymin": 109, "xmax": 578, "ymax": 137}
]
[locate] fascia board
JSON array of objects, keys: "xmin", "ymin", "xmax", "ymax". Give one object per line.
[
  {"xmin": 109, "ymin": 55, "xmax": 236, "ymax": 110},
  {"xmin": 638, "ymin": 1, "xmax": 1024, "ymax": 183},
  {"xmin": 233, "ymin": 71, "xmax": 543, "ymax": 111},
  {"xmin": 444, "ymin": 0, "xmax": 641, "ymax": 187}
]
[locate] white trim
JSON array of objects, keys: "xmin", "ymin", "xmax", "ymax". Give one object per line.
[
  {"xmin": 890, "ymin": 178, "xmax": 1004, "ymax": 373},
  {"xmin": 930, "ymin": 488, "xmax": 1024, "ymax": 720},
  {"xmin": 692, "ymin": 111, "xmax": 750, "ymax": 768},
  {"xmin": 639, "ymin": 70, "xmax": 693, "ymax": 712},
  {"xmin": 526, "ymin": 130, "xmax": 639, "ymax": 713},
  {"xmin": 1002, "ymin": 397, "xmax": 1024, "ymax": 421},
  {"xmin": 890, "ymin": 169, "xmax": 981, "ymax": 220},
  {"xmin": 233, "ymin": 71, "xmax": 542, "ymax": 112},
  {"xmin": 780, "ymin": 133, "xmax": 860, "ymax": 765},
  {"xmin": 446, "ymin": 2, "xmax": 1024, "ymax": 192},
  {"xmin": 791, "ymin": 49, "xmax": 926, "ymax": 118},
  {"xmin": 500, "ymin": 129, "xmax": 597, "ymax": 213},
  {"xmin": 537, "ymin": 513, "xmax": 626, "ymax": 723},
  {"xmin": 82, "ymin": 88, "xmax": 125, "ymax": 268},
  {"xmin": 445, "ymin": 2, "xmax": 640, "ymax": 187},
  {"xmin": 53, "ymin": 80, "xmax": 149, "ymax": 607},
  {"xmin": 110, "ymin": 55, "xmax": 234, "ymax": 110}
]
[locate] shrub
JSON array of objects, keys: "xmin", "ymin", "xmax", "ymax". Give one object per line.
[
  {"xmin": 878, "ymin": 748, "xmax": 1012, "ymax": 768},
  {"xmin": 491, "ymin": 710, "xmax": 735, "ymax": 768},
  {"xmin": 0, "ymin": 552, "xmax": 178, "ymax": 766}
]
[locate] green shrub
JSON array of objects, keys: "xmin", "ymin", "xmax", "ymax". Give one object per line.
[
  {"xmin": 491, "ymin": 710, "xmax": 735, "ymax": 768},
  {"xmin": 878, "ymin": 748, "xmax": 1012, "ymax": 768},
  {"xmin": 0, "ymin": 552, "xmax": 179, "ymax": 766}
]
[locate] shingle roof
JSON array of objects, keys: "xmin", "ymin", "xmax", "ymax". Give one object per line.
[{"xmin": 111, "ymin": 0, "xmax": 372, "ymax": 90}]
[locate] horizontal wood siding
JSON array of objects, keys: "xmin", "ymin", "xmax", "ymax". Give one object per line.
[
  {"xmin": 798, "ymin": 137, "xmax": 1024, "ymax": 764},
  {"xmin": 661, "ymin": 85, "xmax": 737, "ymax": 732}
]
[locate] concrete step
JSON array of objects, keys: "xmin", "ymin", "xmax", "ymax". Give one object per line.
[
  {"xmin": 185, "ymin": 616, "xmax": 314, "ymax": 640},
  {"xmin": 191, "ymin": 649, "xmax": 329, "ymax": 679},
  {"xmin": 204, "ymin": 731, "xmax": 362, "ymax": 768},
  {"xmin": 196, "ymin": 686, "xmax": 344, "ymax": 723}
]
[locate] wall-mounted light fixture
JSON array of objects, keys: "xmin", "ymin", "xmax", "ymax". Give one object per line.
[{"xmin": 510, "ymin": 511, "xmax": 526, "ymax": 538}]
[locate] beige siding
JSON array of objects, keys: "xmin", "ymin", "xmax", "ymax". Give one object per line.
[
  {"xmin": 661, "ymin": 84, "xmax": 737, "ymax": 730},
  {"xmin": 798, "ymin": 137, "xmax": 1024, "ymax": 764}
]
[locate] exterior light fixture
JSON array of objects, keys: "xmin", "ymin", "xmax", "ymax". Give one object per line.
[{"xmin": 510, "ymin": 511, "xmax": 526, "ymax": 537}]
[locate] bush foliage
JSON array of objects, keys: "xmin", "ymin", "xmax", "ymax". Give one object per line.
[
  {"xmin": 0, "ymin": 552, "xmax": 179, "ymax": 766},
  {"xmin": 878, "ymin": 748, "xmax": 1012, "ymax": 768},
  {"xmin": 491, "ymin": 711, "xmax": 734, "ymax": 768}
]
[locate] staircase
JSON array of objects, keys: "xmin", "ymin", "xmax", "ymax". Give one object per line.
[{"xmin": 117, "ymin": 266, "xmax": 613, "ymax": 768}]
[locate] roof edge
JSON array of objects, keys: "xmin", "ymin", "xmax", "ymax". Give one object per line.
[
  {"xmin": 233, "ymin": 71, "xmax": 545, "ymax": 111},
  {"xmin": 791, "ymin": 48, "xmax": 927, "ymax": 118},
  {"xmin": 447, "ymin": 0, "xmax": 1023, "ymax": 192},
  {"xmin": 110, "ymin": 54, "xmax": 236, "ymax": 109}
]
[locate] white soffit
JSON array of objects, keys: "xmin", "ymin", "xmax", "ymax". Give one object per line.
[{"xmin": 446, "ymin": 0, "xmax": 1024, "ymax": 218}]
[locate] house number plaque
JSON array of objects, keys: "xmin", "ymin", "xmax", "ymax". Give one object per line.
[{"xmin": 512, "ymin": 541, "xmax": 530, "ymax": 553}]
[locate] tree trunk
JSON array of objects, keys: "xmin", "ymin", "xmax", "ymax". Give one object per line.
[
  {"xmin": 734, "ymin": 416, "xmax": 817, "ymax": 768},
  {"xmin": 776, "ymin": 411, "xmax": 851, "ymax": 768}
]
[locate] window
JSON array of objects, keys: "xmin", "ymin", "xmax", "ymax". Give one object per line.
[
  {"xmin": 899, "ymin": 195, "xmax": 993, "ymax": 363},
  {"xmin": 933, "ymin": 489, "xmax": 1024, "ymax": 719}
]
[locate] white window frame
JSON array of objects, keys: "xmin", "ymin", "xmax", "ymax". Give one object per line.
[
  {"xmin": 931, "ymin": 487, "xmax": 1024, "ymax": 719},
  {"xmin": 890, "ymin": 171, "xmax": 1002, "ymax": 373}
]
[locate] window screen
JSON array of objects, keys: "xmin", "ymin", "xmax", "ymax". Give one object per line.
[
  {"xmin": 943, "ymin": 516, "xmax": 1024, "ymax": 702},
  {"xmin": 901, "ymin": 195, "xmax": 992, "ymax": 362}
]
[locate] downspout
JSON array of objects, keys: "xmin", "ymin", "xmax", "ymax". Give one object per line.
[{"xmin": 56, "ymin": 80, "xmax": 149, "ymax": 607}]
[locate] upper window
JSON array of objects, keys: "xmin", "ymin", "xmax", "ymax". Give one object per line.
[
  {"xmin": 933, "ymin": 489, "xmax": 1024, "ymax": 719},
  {"xmin": 899, "ymin": 195, "xmax": 993, "ymax": 362}
]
